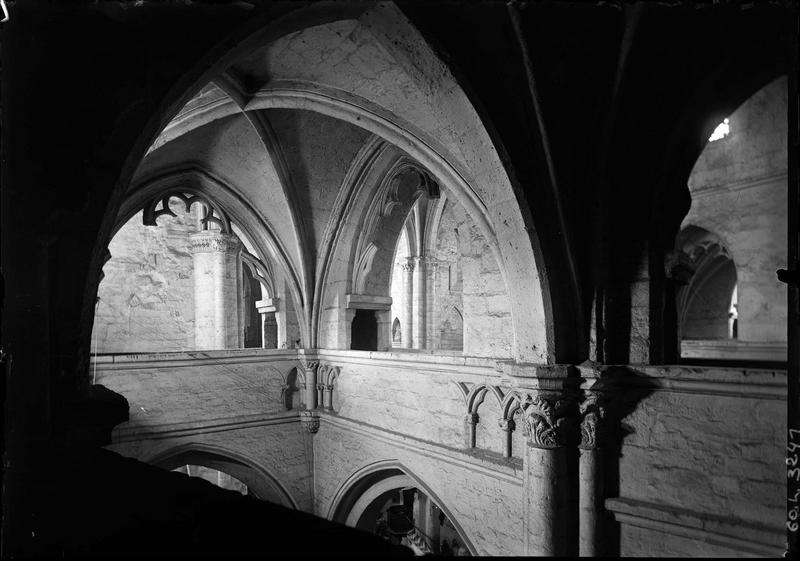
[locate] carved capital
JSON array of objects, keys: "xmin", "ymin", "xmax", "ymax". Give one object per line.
[
  {"xmin": 188, "ymin": 231, "xmax": 242, "ymax": 254},
  {"xmin": 401, "ymin": 259, "xmax": 416, "ymax": 273},
  {"xmin": 464, "ymin": 412, "xmax": 479, "ymax": 426},
  {"xmin": 579, "ymin": 393, "xmax": 607, "ymax": 450},
  {"xmin": 299, "ymin": 411, "xmax": 320, "ymax": 434},
  {"xmin": 299, "ymin": 359, "xmax": 319, "ymax": 372},
  {"xmin": 318, "ymin": 363, "xmax": 341, "ymax": 385},
  {"xmin": 498, "ymin": 419, "xmax": 516, "ymax": 432},
  {"xmin": 519, "ymin": 392, "xmax": 578, "ymax": 449}
]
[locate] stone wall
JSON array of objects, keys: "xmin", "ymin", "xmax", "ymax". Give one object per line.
[
  {"xmin": 94, "ymin": 204, "xmax": 200, "ymax": 353},
  {"xmin": 433, "ymin": 199, "xmax": 465, "ymax": 351},
  {"xmin": 608, "ymin": 365, "xmax": 786, "ymax": 557},
  {"xmin": 96, "ymin": 349, "xmax": 314, "ymax": 511},
  {"xmin": 92, "ymin": 349, "xmax": 786, "ymax": 556},
  {"xmin": 108, "ymin": 422, "xmax": 313, "ymax": 512},
  {"xmin": 386, "ymin": 197, "xmax": 512, "ymax": 356},
  {"xmin": 323, "ymin": 350, "xmax": 514, "ymax": 453},
  {"xmin": 313, "ymin": 417, "xmax": 524, "ymax": 556},
  {"xmin": 683, "ymin": 75, "xmax": 787, "ymax": 347}
]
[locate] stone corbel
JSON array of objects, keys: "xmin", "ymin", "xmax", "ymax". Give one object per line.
[{"xmin": 299, "ymin": 410, "xmax": 320, "ymax": 434}]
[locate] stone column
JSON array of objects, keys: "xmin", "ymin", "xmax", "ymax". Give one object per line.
[
  {"xmin": 412, "ymin": 256, "xmax": 426, "ymax": 349},
  {"xmin": 401, "ymin": 259, "xmax": 415, "ymax": 348},
  {"xmin": 322, "ymin": 383, "xmax": 334, "ymax": 410},
  {"xmin": 427, "ymin": 502, "xmax": 442, "ymax": 554},
  {"xmin": 256, "ymin": 297, "xmax": 279, "ymax": 349},
  {"xmin": 499, "ymin": 418, "xmax": 516, "ymax": 458},
  {"xmin": 579, "ymin": 393, "xmax": 605, "ymax": 557},
  {"xmin": 521, "ymin": 393, "xmax": 577, "ymax": 556},
  {"xmin": 320, "ymin": 365, "xmax": 339, "ymax": 411},
  {"xmin": 424, "ymin": 257, "xmax": 438, "ymax": 349},
  {"xmin": 375, "ymin": 309, "xmax": 393, "ymax": 351},
  {"xmin": 316, "ymin": 383, "xmax": 324, "ymax": 408},
  {"xmin": 300, "ymin": 359, "xmax": 319, "ymax": 410},
  {"xmin": 189, "ymin": 231, "xmax": 242, "ymax": 350},
  {"xmin": 464, "ymin": 412, "xmax": 479, "ymax": 448}
]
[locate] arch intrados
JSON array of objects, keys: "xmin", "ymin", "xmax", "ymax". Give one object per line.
[
  {"xmin": 145, "ymin": 443, "xmax": 299, "ymax": 509},
  {"xmin": 677, "ymin": 223, "xmax": 738, "ymax": 270},
  {"xmin": 344, "ymin": 474, "xmax": 414, "ymax": 528},
  {"xmin": 82, "ymin": 4, "xmax": 382, "ymax": 384},
  {"xmin": 327, "ymin": 460, "xmax": 478, "ymax": 556},
  {"xmin": 86, "ymin": 3, "xmax": 549, "ymax": 376},
  {"xmin": 246, "ymin": 82, "xmax": 534, "ymax": 357}
]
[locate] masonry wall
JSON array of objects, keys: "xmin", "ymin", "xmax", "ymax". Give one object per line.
[
  {"xmin": 450, "ymin": 201, "xmax": 514, "ymax": 358},
  {"xmin": 92, "ymin": 347, "xmax": 786, "ymax": 556},
  {"xmin": 433, "ymin": 200, "xmax": 465, "ymax": 351},
  {"xmin": 683, "ymin": 75, "xmax": 787, "ymax": 346},
  {"xmin": 314, "ymin": 418, "xmax": 524, "ymax": 556},
  {"xmin": 608, "ymin": 365, "xmax": 786, "ymax": 557},
  {"xmin": 94, "ymin": 203, "xmax": 200, "ymax": 353},
  {"xmin": 95, "ymin": 350, "xmax": 314, "ymax": 511},
  {"xmin": 325, "ymin": 350, "xmax": 519, "ymax": 456}
]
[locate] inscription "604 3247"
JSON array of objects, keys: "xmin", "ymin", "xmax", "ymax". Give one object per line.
[{"xmin": 788, "ymin": 429, "xmax": 800, "ymax": 532}]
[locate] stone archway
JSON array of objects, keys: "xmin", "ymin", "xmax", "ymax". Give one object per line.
[
  {"xmin": 329, "ymin": 463, "xmax": 477, "ymax": 556},
  {"xmin": 147, "ymin": 444, "xmax": 298, "ymax": 510}
]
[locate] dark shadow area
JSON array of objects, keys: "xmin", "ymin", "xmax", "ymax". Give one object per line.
[
  {"xmin": 13, "ymin": 385, "xmax": 413, "ymax": 558},
  {"xmin": 351, "ymin": 309, "xmax": 378, "ymax": 351},
  {"xmin": 284, "ymin": 367, "xmax": 300, "ymax": 410},
  {"xmin": 587, "ymin": 366, "xmax": 659, "ymax": 557}
]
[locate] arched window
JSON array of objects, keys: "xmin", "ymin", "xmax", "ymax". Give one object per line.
[
  {"xmin": 675, "ymin": 226, "xmax": 737, "ymax": 341},
  {"xmin": 392, "ymin": 318, "xmax": 402, "ymax": 346},
  {"xmin": 331, "ymin": 468, "xmax": 473, "ymax": 556}
]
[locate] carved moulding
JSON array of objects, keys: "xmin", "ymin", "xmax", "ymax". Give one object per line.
[
  {"xmin": 143, "ymin": 189, "xmax": 232, "ymax": 234},
  {"xmin": 517, "ymin": 392, "xmax": 579, "ymax": 449},
  {"xmin": 188, "ymin": 231, "xmax": 242, "ymax": 254},
  {"xmin": 298, "ymin": 358, "xmax": 319, "ymax": 373}
]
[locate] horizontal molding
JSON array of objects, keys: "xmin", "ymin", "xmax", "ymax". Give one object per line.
[
  {"xmin": 690, "ymin": 171, "xmax": 787, "ymax": 199},
  {"xmin": 112, "ymin": 411, "xmax": 299, "ymax": 443},
  {"xmin": 321, "ymin": 413, "xmax": 523, "ymax": 486},
  {"xmin": 93, "ymin": 350, "xmax": 786, "ymax": 399},
  {"xmin": 681, "ymin": 339, "xmax": 787, "ymax": 362},
  {"xmin": 316, "ymin": 349, "xmax": 502, "ymax": 380},
  {"xmin": 580, "ymin": 364, "xmax": 787, "ymax": 400},
  {"xmin": 627, "ymin": 365, "xmax": 786, "ymax": 400},
  {"xmin": 606, "ymin": 497, "xmax": 785, "ymax": 557},
  {"xmin": 92, "ymin": 348, "xmax": 299, "ymax": 371}
]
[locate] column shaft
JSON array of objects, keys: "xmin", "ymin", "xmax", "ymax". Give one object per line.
[
  {"xmin": 402, "ymin": 260, "xmax": 414, "ymax": 348},
  {"xmin": 526, "ymin": 444, "xmax": 569, "ymax": 555},
  {"xmin": 190, "ymin": 231, "xmax": 242, "ymax": 350},
  {"xmin": 302, "ymin": 362, "xmax": 318, "ymax": 410},
  {"xmin": 579, "ymin": 447, "xmax": 603, "ymax": 556},
  {"xmin": 412, "ymin": 257, "xmax": 426, "ymax": 348}
]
